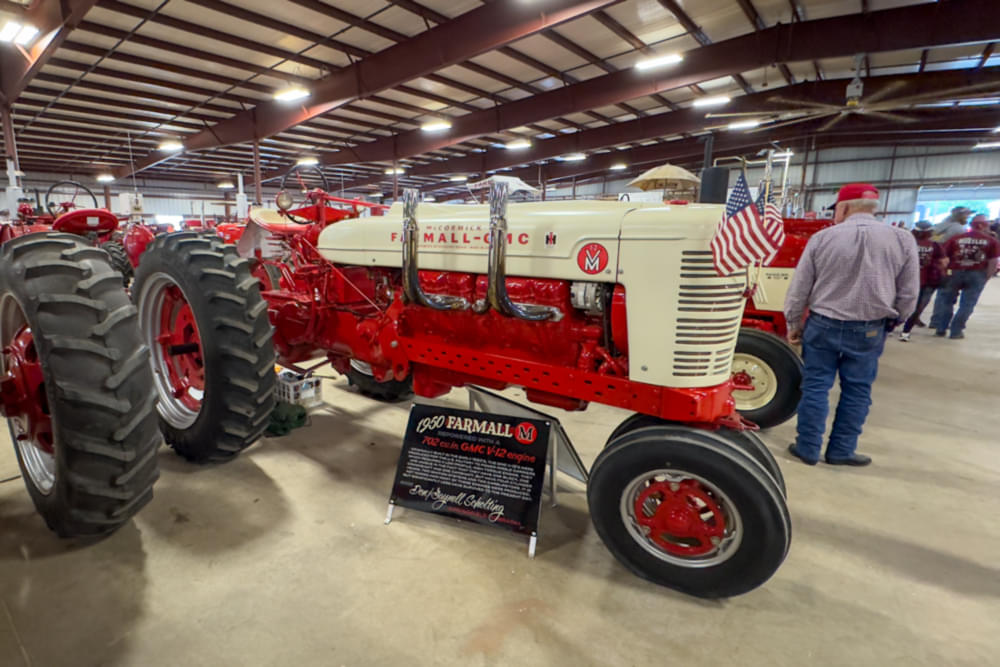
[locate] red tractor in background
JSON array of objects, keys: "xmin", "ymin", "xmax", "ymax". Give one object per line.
[
  {"xmin": 728, "ymin": 217, "xmax": 833, "ymax": 430},
  {"xmin": 4, "ymin": 180, "xmax": 133, "ymax": 283},
  {"xmin": 126, "ymin": 182, "xmax": 790, "ymax": 598}
]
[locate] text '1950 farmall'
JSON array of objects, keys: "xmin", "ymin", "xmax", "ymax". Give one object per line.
[{"xmin": 123, "ymin": 181, "xmax": 790, "ymax": 598}]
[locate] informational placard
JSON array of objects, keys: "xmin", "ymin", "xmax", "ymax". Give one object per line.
[{"xmin": 389, "ymin": 404, "xmax": 550, "ymax": 536}]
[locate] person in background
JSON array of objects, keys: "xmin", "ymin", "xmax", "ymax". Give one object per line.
[
  {"xmin": 785, "ymin": 183, "xmax": 919, "ymax": 467},
  {"xmin": 931, "ymin": 206, "xmax": 971, "ymax": 243},
  {"xmin": 931, "ymin": 214, "xmax": 999, "ymax": 339},
  {"xmin": 899, "ymin": 221, "xmax": 947, "ymax": 341}
]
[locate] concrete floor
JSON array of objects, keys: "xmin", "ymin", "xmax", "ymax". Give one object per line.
[{"xmin": 2, "ymin": 289, "xmax": 999, "ymax": 667}]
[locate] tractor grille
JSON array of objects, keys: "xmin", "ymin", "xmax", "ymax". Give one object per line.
[{"xmin": 673, "ymin": 251, "xmax": 745, "ymax": 378}]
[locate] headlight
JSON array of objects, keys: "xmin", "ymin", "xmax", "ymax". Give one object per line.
[{"xmin": 276, "ymin": 191, "xmax": 293, "ymax": 211}]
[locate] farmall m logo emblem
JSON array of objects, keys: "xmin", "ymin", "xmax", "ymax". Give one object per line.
[
  {"xmin": 514, "ymin": 421, "xmax": 538, "ymax": 445},
  {"xmin": 545, "ymin": 232, "xmax": 557, "ymax": 246},
  {"xmin": 577, "ymin": 243, "xmax": 609, "ymax": 275}
]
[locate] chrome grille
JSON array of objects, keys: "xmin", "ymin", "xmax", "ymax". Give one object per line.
[{"xmin": 673, "ymin": 251, "xmax": 745, "ymax": 378}]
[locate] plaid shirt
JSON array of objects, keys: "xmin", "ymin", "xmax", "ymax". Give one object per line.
[{"xmin": 785, "ymin": 213, "xmax": 920, "ymax": 331}]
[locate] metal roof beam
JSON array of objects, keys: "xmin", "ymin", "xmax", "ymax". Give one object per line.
[
  {"xmin": 0, "ymin": 0, "xmax": 100, "ymax": 103},
  {"xmin": 302, "ymin": 2, "xmax": 1000, "ymax": 172}
]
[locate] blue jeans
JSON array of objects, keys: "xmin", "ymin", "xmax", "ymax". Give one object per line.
[
  {"xmin": 902, "ymin": 285, "xmax": 937, "ymax": 333},
  {"xmin": 794, "ymin": 313, "xmax": 887, "ymax": 462},
  {"xmin": 932, "ymin": 270, "xmax": 988, "ymax": 336}
]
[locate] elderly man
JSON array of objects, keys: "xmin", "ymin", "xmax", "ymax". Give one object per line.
[
  {"xmin": 932, "ymin": 206, "xmax": 971, "ymax": 243},
  {"xmin": 931, "ymin": 214, "xmax": 999, "ymax": 339},
  {"xmin": 785, "ymin": 184, "xmax": 919, "ymax": 467}
]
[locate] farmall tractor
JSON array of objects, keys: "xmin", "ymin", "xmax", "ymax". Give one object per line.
[{"xmin": 128, "ymin": 182, "xmax": 790, "ymax": 598}]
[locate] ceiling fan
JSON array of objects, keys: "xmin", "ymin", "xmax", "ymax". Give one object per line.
[{"xmin": 707, "ymin": 54, "xmax": 1000, "ymax": 133}]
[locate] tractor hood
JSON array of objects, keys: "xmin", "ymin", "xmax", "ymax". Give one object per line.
[{"xmin": 316, "ymin": 200, "xmax": 725, "ymax": 282}]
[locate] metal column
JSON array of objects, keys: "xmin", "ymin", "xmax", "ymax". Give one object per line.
[{"xmin": 253, "ymin": 140, "xmax": 263, "ymax": 205}]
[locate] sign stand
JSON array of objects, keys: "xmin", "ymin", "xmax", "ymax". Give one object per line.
[{"xmin": 384, "ymin": 387, "xmax": 589, "ymax": 560}]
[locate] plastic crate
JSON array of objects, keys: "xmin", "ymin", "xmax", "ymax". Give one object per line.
[{"xmin": 276, "ymin": 370, "xmax": 323, "ymax": 409}]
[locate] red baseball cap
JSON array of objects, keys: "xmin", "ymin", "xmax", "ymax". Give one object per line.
[{"xmin": 836, "ymin": 183, "xmax": 879, "ymax": 203}]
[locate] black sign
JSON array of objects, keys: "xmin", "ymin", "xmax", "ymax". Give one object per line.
[{"xmin": 390, "ymin": 404, "xmax": 550, "ymax": 535}]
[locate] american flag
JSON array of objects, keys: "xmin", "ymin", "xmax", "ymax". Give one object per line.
[
  {"xmin": 756, "ymin": 182, "xmax": 786, "ymax": 264},
  {"xmin": 710, "ymin": 174, "xmax": 783, "ymax": 276}
]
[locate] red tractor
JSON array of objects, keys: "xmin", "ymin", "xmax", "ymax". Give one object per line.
[
  {"xmin": 128, "ymin": 183, "xmax": 790, "ymax": 598},
  {"xmin": 729, "ymin": 217, "xmax": 833, "ymax": 430},
  {"xmin": 5, "ymin": 180, "xmax": 133, "ymax": 283}
]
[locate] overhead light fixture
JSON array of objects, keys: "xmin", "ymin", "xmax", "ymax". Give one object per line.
[
  {"xmin": 449, "ymin": 175, "xmax": 468, "ymax": 182},
  {"xmin": 274, "ymin": 86, "xmax": 310, "ymax": 102},
  {"xmin": 0, "ymin": 22, "xmax": 21, "ymax": 42},
  {"xmin": 693, "ymin": 95, "xmax": 731, "ymax": 108},
  {"xmin": 296, "ymin": 156, "xmax": 319, "ymax": 166},
  {"xmin": 635, "ymin": 53, "xmax": 683, "ymax": 71},
  {"xmin": 973, "ymin": 141, "xmax": 1000, "ymax": 149},
  {"xmin": 773, "ymin": 151, "xmax": 794, "ymax": 158},
  {"xmin": 423, "ymin": 196, "xmax": 436, "ymax": 202},
  {"xmin": 562, "ymin": 153, "xmax": 586, "ymax": 162},
  {"xmin": 728, "ymin": 119, "xmax": 761, "ymax": 130},
  {"xmin": 158, "ymin": 140, "xmax": 184, "ymax": 151},
  {"xmin": 369, "ymin": 192, "xmax": 384, "ymax": 198},
  {"xmin": 993, "ymin": 126, "xmax": 1000, "ymax": 133},
  {"xmin": 96, "ymin": 174, "xmax": 114, "ymax": 183},
  {"xmin": 14, "ymin": 25, "xmax": 38, "ymax": 46},
  {"xmin": 385, "ymin": 167, "xmax": 406, "ymax": 174},
  {"xmin": 610, "ymin": 163, "xmax": 628, "ymax": 171},
  {"xmin": 421, "ymin": 120, "xmax": 452, "ymax": 132},
  {"xmin": 504, "ymin": 139, "xmax": 531, "ymax": 150},
  {"xmin": 217, "ymin": 181, "xmax": 235, "ymax": 189}
]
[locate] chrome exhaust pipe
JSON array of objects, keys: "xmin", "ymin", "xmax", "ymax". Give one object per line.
[
  {"xmin": 400, "ymin": 188, "xmax": 468, "ymax": 310},
  {"xmin": 476, "ymin": 181, "xmax": 560, "ymax": 321}
]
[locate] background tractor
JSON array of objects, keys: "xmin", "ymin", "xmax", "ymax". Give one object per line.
[{"xmin": 130, "ymin": 182, "xmax": 790, "ymax": 598}]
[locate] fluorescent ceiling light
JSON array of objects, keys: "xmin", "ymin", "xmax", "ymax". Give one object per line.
[
  {"xmin": 274, "ymin": 86, "xmax": 310, "ymax": 102},
  {"xmin": 635, "ymin": 53, "xmax": 683, "ymax": 70},
  {"xmin": 217, "ymin": 181, "xmax": 235, "ymax": 189},
  {"xmin": 728, "ymin": 119, "xmax": 761, "ymax": 130},
  {"xmin": 993, "ymin": 125, "xmax": 1000, "ymax": 133},
  {"xmin": 158, "ymin": 140, "xmax": 184, "ymax": 151},
  {"xmin": 505, "ymin": 139, "xmax": 531, "ymax": 150},
  {"xmin": 774, "ymin": 151, "xmax": 794, "ymax": 158},
  {"xmin": 610, "ymin": 163, "xmax": 627, "ymax": 171},
  {"xmin": 693, "ymin": 95, "xmax": 731, "ymax": 108},
  {"xmin": 385, "ymin": 167, "xmax": 406, "ymax": 174},
  {"xmin": 0, "ymin": 22, "xmax": 21, "ymax": 42},
  {"xmin": 14, "ymin": 25, "xmax": 38, "ymax": 46},
  {"xmin": 296, "ymin": 156, "xmax": 319, "ymax": 166},
  {"xmin": 562, "ymin": 153, "xmax": 586, "ymax": 161},
  {"xmin": 421, "ymin": 120, "xmax": 452, "ymax": 132},
  {"xmin": 449, "ymin": 175, "xmax": 468, "ymax": 182},
  {"xmin": 96, "ymin": 174, "xmax": 114, "ymax": 183},
  {"xmin": 423, "ymin": 196, "xmax": 436, "ymax": 202},
  {"xmin": 369, "ymin": 192, "xmax": 384, "ymax": 198},
  {"xmin": 973, "ymin": 141, "xmax": 1000, "ymax": 149}
]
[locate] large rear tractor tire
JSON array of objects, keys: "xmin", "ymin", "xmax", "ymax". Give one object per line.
[
  {"xmin": 347, "ymin": 359, "xmax": 412, "ymax": 402},
  {"xmin": 0, "ymin": 233, "xmax": 160, "ymax": 537},
  {"xmin": 133, "ymin": 232, "xmax": 276, "ymax": 463},
  {"xmin": 101, "ymin": 240, "xmax": 133, "ymax": 286},
  {"xmin": 732, "ymin": 328, "xmax": 802, "ymax": 429},
  {"xmin": 588, "ymin": 425, "xmax": 790, "ymax": 598}
]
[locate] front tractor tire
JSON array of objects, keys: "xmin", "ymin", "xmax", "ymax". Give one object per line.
[
  {"xmin": 732, "ymin": 328, "xmax": 803, "ymax": 429},
  {"xmin": 347, "ymin": 359, "xmax": 413, "ymax": 402},
  {"xmin": 133, "ymin": 232, "xmax": 276, "ymax": 463},
  {"xmin": 588, "ymin": 426, "xmax": 790, "ymax": 598},
  {"xmin": 0, "ymin": 233, "xmax": 160, "ymax": 537},
  {"xmin": 101, "ymin": 240, "xmax": 133, "ymax": 286}
]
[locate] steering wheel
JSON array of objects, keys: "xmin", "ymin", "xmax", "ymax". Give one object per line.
[
  {"xmin": 277, "ymin": 165, "xmax": 330, "ymax": 223},
  {"xmin": 45, "ymin": 180, "xmax": 99, "ymax": 217}
]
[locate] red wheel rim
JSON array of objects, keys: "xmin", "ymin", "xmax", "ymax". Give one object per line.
[
  {"xmin": 633, "ymin": 478, "xmax": 728, "ymax": 557},
  {"xmin": 1, "ymin": 319, "xmax": 55, "ymax": 493},
  {"xmin": 157, "ymin": 284, "xmax": 205, "ymax": 412}
]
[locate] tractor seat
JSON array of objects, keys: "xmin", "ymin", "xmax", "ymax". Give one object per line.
[
  {"xmin": 52, "ymin": 208, "xmax": 119, "ymax": 235},
  {"xmin": 249, "ymin": 208, "xmax": 311, "ymax": 235}
]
